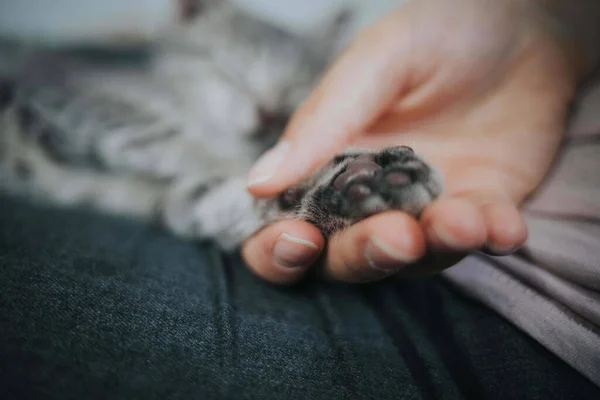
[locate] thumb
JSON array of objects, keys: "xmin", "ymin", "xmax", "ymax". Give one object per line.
[{"xmin": 246, "ymin": 17, "xmax": 411, "ymax": 197}]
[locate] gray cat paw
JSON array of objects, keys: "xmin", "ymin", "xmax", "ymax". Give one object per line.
[
  {"xmin": 277, "ymin": 146, "xmax": 444, "ymax": 236},
  {"xmin": 331, "ymin": 146, "xmax": 442, "ymax": 219}
]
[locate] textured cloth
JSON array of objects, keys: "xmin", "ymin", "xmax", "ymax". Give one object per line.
[
  {"xmin": 1, "ymin": 196, "xmax": 599, "ymax": 399},
  {"xmin": 443, "ymin": 82, "xmax": 600, "ymax": 386}
]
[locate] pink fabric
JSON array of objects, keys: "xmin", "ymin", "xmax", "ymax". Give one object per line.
[
  {"xmin": 566, "ymin": 83, "xmax": 600, "ymax": 138},
  {"xmin": 522, "ymin": 81, "xmax": 600, "ymax": 291},
  {"xmin": 443, "ymin": 80, "xmax": 600, "ymax": 386},
  {"xmin": 526, "ymin": 83, "xmax": 600, "ymax": 218}
]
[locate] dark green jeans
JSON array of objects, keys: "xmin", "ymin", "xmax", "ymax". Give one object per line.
[{"xmin": 0, "ymin": 195, "xmax": 598, "ymax": 399}]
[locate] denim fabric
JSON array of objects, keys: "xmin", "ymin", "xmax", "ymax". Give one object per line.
[{"xmin": 0, "ymin": 195, "xmax": 598, "ymax": 400}]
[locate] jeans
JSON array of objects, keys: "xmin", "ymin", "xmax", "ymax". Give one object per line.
[{"xmin": 1, "ymin": 195, "xmax": 598, "ymax": 400}]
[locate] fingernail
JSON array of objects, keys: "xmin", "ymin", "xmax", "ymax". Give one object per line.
[
  {"xmin": 430, "ymin": 222, "xmax": 467, "ymax": 250},
  {"xmin": 364, "ymin": 236, "xmax": 417, "ymax": 271},
  {"xmin": 273, "ymin": 233, "xmax": 320, "ymax": 269},
  {"xmin": 247, "ymin": 140, "xmax": 291, "ymax": 187}
]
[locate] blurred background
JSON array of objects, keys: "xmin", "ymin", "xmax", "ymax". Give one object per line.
[
  {"xmin": 236, "ymin": 0, "xmax": 404, "ymax": 36},
  {"xmin": 0, "ymin": 0, "xmax": 407, "ymax": 47}
]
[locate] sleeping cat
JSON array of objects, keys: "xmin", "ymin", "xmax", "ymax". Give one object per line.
[{"xmin": 0, "ymin": 0, "xmax": 443, "ymax": 250}]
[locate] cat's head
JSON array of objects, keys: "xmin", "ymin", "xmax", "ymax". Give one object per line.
[
  {"xmin": 212, "ymin": 5, "xmax": 353, "ymax": 115},
  {"xmin": 168, "ymin": 0, "xmax": 354, "ymax": 136}
]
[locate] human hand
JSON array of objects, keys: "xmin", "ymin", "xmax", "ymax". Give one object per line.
[{"xmin": 242, "ymin": 0, "xmax": 585, "ymax": 284}]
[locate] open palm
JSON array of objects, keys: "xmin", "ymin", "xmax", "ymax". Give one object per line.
[{"xmin": 243, "ymin": 0, "xmax": 584, "ymax": 284}]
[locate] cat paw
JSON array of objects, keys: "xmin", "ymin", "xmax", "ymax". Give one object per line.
[
  {"xmin": 331, "ymin": 146, "xmax": 442, "ymax": 219},
  {"xmin": 275, "ymin": 146, "xmax": 443, "ymax": 237},
  {"xmin": 325, "ymin": 146, "xmax": 443, "ymax": 220}
]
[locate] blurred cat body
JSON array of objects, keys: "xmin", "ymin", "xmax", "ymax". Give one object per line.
[{"xmin": 0, "ymin": 1, "xmax": 443, "ymax": 249}]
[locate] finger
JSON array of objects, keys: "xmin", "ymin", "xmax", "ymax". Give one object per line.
[
  {"xmin": 420, "ymin": 196, "xmax": 527, "ymax": 258},
  {"xmin": 380, "ymin": 199, "xmax": 490, "ymax": 279},
  {"xmin": 322, "ymin": 212, "xmax": 426, "ymax": 283},
  {"xmin": 242, "ymin": 220, "xmax": 324, "ymax": 285},
  {"xmin": 391, "ymin": 187, "xmax": 525, "ymax": 281},
  {"xmin": 421, "ymin": 197, "xmax": 488, "ymax": 252},
  {"xmin": 387, "ymin": 197, "xmax": 489, "ymax": 278},
  {"xmin": 247, "ymin": 16, "xmax": 411, "ymax": 197},
  {"xmin": 481, "ymin": 202, "xmax": 528, "ymax": 255}
]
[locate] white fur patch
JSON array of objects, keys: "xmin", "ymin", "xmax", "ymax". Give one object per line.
[{"xmin": 191, "ymin": 178, "xmax": 263, "ymax": 249}]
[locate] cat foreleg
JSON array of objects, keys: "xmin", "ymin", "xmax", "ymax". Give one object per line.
[{"xmin": 160, "ymin": 176, "xmax": 270, "ymax": 250}]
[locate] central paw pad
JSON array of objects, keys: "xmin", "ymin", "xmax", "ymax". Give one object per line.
[{"xmin": 330, "ymin": 147, "xmax": 438, "ymax": 219}]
